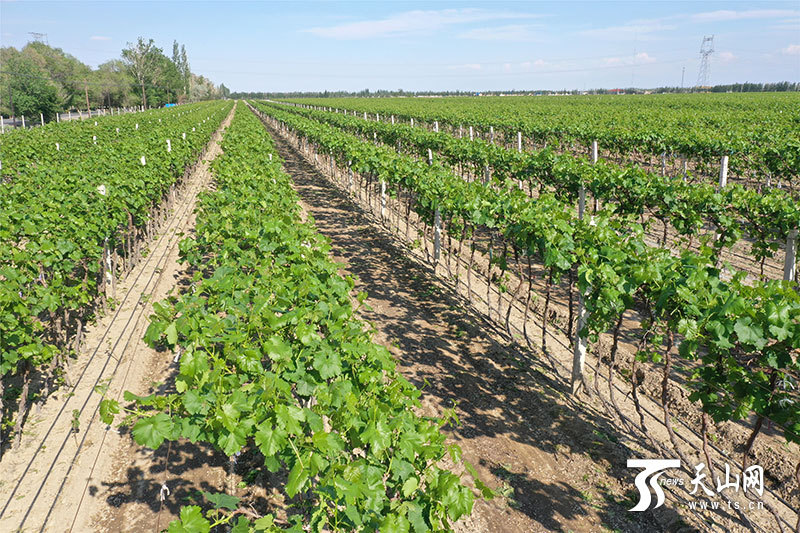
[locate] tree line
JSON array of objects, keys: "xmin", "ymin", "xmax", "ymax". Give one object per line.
[
  {"xmin": 0, "ymin": 38, "xmax": 230, "ymax": 121},
  {"xmin": 234, "ymin": 81, "xmax": 799, "ymax": 100}
]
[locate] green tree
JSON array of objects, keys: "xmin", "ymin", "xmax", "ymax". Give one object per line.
[
  {"xmin": 121, "ymin": 37, "xmax": 160, "ymax": 108},
  {"xmin": 171, "ymin": 41, "xmax": 191, "ymax": 101},
  {"xmin": 1, "ymin": 53, "xmax": 59, "ymax": 120},
  {"xmin": 180, "ymin": 45, "xmax": 190, "ymax": 98},
  {"xmin": 21, "ymin": 42, "xmax": 90, "ymax": 110},
  {"xmin": 156, "ymin": 52, "xmax": 183, "ymax": 104},
  {"xmin": 93, "ymin": 59, "xmax": 134, "ymax": 108}
]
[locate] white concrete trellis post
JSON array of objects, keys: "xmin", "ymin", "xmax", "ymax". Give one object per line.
[
  {"xmin": 571, "ymin": 140, "xmax": 597, "ymax": 395},
  {"xmin": 718, "ymin": 155, "xmax": 729, "ymax": 189},
  {"xmin": 785, "ymin": 229, "xmax": 798, "ymax": 282},
  {"xmin": 516, "ymin": 132, "xmax": 524, "ymax": 189},
  {"xmin": 682, "ymin": 157, "xmax": 688, "ymax": 183},
  {"xmin": 40, "ymin": 113, "xmax": 44, "ymax": 126},
  {"xmin": 381, "ymin": 180, "xmax": 387, "ymax": 220},
  {"xmin": 166, "ymin": 139, "xmax": 171, "ymax": 153},
  {"xmin": 141, "ymin": 155, "xmax": 146, "ymax": 166},
  {"xmin": 469, "ymin": 126, "xmax": 474, "ymax": 141},
  {"xmin": 1, "ymin": 116, "xmax": 4, "ymax": 134},
  {"xmin": 56, "ymin": 112, "xmax": 60, "ymax": 123},
  {"xmin": 591, "ymin": 141, "xmax": 599, "ymax": 211},
  {"xmin": 434, "ymin": 121, "xmax": 439, "ymax": 132},
  {"xmin": 364, "ymin": 112, "xmax": 367, "ymax": 120},
  {"xmin": 93, "ymin": 135, "xmax": 97, "ymax": 145},
  {"xmin": 391, "ymin": 115, "xmax": 395, "ymax": 125},
  {"xmin": 428, "ymin": 148, "xmax": 442, "ymax": 264},
  {"xmin": 22, "ymin": 115, "xmax": 26, "ymax": 128},
  {"xmin": 348, "ymin": 161, "xmax": 354, "ymax": 193},
  {"xmin": 410, "ymin": 117, "xmax": 414, "ymax": 127}
]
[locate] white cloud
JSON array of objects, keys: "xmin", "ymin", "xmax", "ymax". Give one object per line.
[
  {"xmin": 603, "ymin": 52, "xmax": 656, "ymax": 66},
  {"xmin": 447, "ymin": 63, "xmax": 482, "ymax": 71},
  {"xmin": 771, "ymin": 18, "xmax": 800, "ymax": 31},
  {"xmin": 90, "ymin": 35, "xmax": 111, "ymax": 41},
  {"xmin": 717, "ymin": 51, "xmax": 736, "ymax": 63},
  {"xmin": 534, "ymin": 59, "xmax": 547, "ymax": 67},
  {"xmin": 458, "ymin": 24, "xmax": 542, "ymax": 42},
  {"xmin": 689, "ymin": 9, "xmax": 800, "ymax": 23},
  {"xmin": 582, "ymin": 9, "xmax": 799, "ymax": 41},
  {"xmin": 783, "ymin": 44, "xmax": 800, "ymax": 55},
  {"xmin": 304, "ymin": 9, "xmax": 542, "ymax": 40},
  {"xmin": 580, "ymin": 21, "xmax": 677, "ymax": 40},
  {"xmin": 503, "ymin": 63, "xmax": 512, "ymax": 73}
]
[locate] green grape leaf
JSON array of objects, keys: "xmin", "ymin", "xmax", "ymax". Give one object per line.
[
  {"xmin": 202, "ymin": 490, "xmax": 240, "ymax": 511},
  {"xmin": 132, "ymin": 413, "xmax": 173, "ymax": 449}
]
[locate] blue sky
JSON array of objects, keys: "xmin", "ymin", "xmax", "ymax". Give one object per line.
[{"xmin": 1, "ymin": 1, "xmax": 798, "ymax": 92}]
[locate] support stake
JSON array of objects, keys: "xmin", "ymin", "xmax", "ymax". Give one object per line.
[
  {"xmin": 718, "ymin": 155, "xmax": 729, "ymax": 189},
  {"xmin": 785, "ymin": 229, "xmax": 798, "ymax": 282},
  {"xmin": 571, "ymin": 140, "xmax": 597, "ymax": 395},
  {"xmin": 434, "ymin": 208, "xmax": 442, "ymax": 263},
  {"xmin": 381, "ymin": 180, "xmax": 387, "ymax": 220}
]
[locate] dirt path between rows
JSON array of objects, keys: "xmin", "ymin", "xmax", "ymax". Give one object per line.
[
  {"xmin": 0, "ymin": 104, "xmax": 236, "ymax": 533},
  {"xmin": 264, "ymin": 119, "xmax": 682, "ymax": 533}
]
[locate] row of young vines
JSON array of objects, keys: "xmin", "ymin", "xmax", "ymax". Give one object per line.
[
  {"xmin": 252, "ymin": 99, "xmax": 800, "ymax": 528},
  {"xmin": 284, "ymin": 94, "xmax": 800, "ymax": 186},
  {"xmin": 0, "ymin": 101, "xmax": 232, "ymax": 453},
  {"xmin": 99, "ymin": 104, "xmax": 481, "ymax": 532},
  {"xmin": 270, "ymin": 100, "xmax": 800, "ymax": 284}
]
